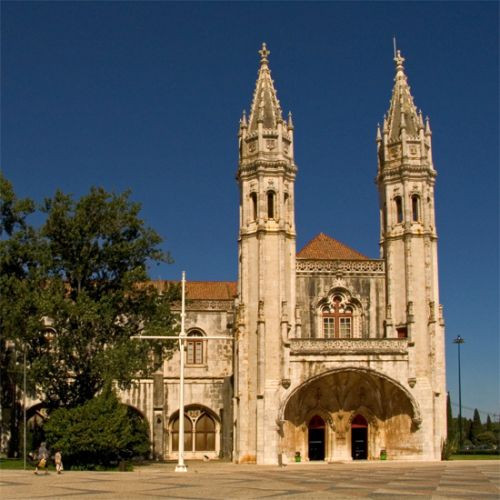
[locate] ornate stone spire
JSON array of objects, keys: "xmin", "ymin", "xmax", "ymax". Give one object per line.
[
  {"xmin": 385, "ymin": 50, "xmax": 420, "ymax": 143},
  {"xmin": 248, "ymin": 43, "xmax": 284, "ymax": 131}
]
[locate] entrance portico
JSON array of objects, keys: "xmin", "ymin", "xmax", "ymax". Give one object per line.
[{"xmin": 280, "ymin": 368, "xmax": 422, "ymax": 462}]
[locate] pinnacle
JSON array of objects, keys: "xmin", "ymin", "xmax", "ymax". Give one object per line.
[
  {"xmin": 247, "ymin": 43, "xmax": 284, "ymax": 132},
  {"xmin": 384, "ymin": 49, "xmax": 420, "ymax": 142}
]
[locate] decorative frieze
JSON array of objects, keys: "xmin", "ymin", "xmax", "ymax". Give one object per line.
[
  {"xmin": 290, "ymin": 338, "xmax": 408, "ymax": 355},
  {"xmin": 174, "ymin": 300, "xmax": 234, "ymax": 312},
  {"xmin": 296, "ymin": 259, "xmax": 385, "ymax": 274}
]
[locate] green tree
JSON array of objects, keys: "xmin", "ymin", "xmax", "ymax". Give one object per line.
[
  {"xmin": 469, "ymin": 408, "xmax": 482, "ymax": 444},
  {"xmin": 1, "ymin": 182, "xmax": 180, "ymax": 410},
  {"xmin": 486, "ymin": 414, "xmax": 493, "ymax": 432},
  {"xmin": 43, "ymin": 385, "xmax": 150, "ymax": 468},
  {"xmin": 0, "ymin": 173, "xmax": 39, "ymax": 455}
]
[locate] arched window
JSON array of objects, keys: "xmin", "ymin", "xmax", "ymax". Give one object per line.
[
  {"xmin": 171, "ymin": 408, "xmax": 216, "ymax": 453},
  {"xmin": 195, "ymin": 414, "xmax": 216, "ymax": 451},
  {"xmin": 172, "ymin": 414, "xmax": 193, "ymax": 452},
  {"xmin": 267, "ymin": 191, "xmax": 275, "ymax": 219},
  {"xmin": 187, "ymin": 330, "xmax": 204, "ymax": 365},
  {"xmin": 284, "ymin": 192, "xmax": 289, "ymax": 222},
  {"xmin": 395, "ymin": 196, "xmax": 403, "ymax": 224},
  {"xmin": 321, "ymin": 296, "xmax": 354, "ymax": 338},
  {"xmin": 250, "ymin": 192, "xmax": 257, "ymax": 221},
  {"xmin": 411, "ymin": 194, "xmax": 420, "ymax": 222}
]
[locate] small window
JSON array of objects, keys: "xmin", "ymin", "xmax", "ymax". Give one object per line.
[
  {"xmin": 187, "ymin": 330, "xmax": 204, "ymax": 365},
  {"xmin": 411, "ymin": 194, "xmax": 420, "ymax": 222},
  {"xmin": 267, "ymin": 191, "xmax": 275, "ymax": 219},
  {"xmin": 250, "ymin": 192, "xmax": 257, "ymax": 221},
  {"xmin": 395, "ymin": 196, "xmax": 403, "ymax": 223},
  {"xmin": 340, "ymin": 317, "xmax": 351, "ymax": 338},
  {"xmin": 323, "ymin": 317, "xmax": 335, "ymax": 338}
]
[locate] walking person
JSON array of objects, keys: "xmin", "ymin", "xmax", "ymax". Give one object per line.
[
  {"xmin": 34, "ymin": 442, "xmax": 49, "ymax": 475},
  {"xmin": 54, "ymin": 450, "xmax": 63, "ymax": 474}
]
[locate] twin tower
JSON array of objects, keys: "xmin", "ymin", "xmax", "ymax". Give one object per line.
[{"xmin": 233, "ymin": 44, "xmax": 445, "ymax": 463}]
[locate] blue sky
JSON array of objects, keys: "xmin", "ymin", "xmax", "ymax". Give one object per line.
[{"xmin": 2, "ymin": 1, "xmax": 498, "ymax": 420}]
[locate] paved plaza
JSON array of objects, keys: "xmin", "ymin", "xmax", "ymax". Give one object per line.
[{"xmin": 1, "ymin": 460, "xmax": 499, "ymax": 499}]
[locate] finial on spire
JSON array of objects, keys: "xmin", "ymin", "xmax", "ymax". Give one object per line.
[
  {"xmin": 259, "ymin": 42, "xmax": 270, "ymax": 65},
  {"xmin": 287, "ymin": 111, "xmax": 294, "ymax": 129},
  {"xmin": 241, "ymin": 110, "xmax": 247, "ymax": 128},
  {"xmin": 376, "ymin": 123, "xmax": 382, "ymax": 142},
  {"xmin": 394, "ymin": 49, "xmax": 405, "ymax": 75},
  {"xmin": 425, "ymin": 116, "xmax": 432, "ymax": 135},
  {"xmin": 418, "ymin": 109, "xmax": 424, "ymax": 129}
]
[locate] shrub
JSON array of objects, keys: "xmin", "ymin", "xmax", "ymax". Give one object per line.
[{"xmin": 44, "ymin": 385, "xmax": 150, "ymax": 469}]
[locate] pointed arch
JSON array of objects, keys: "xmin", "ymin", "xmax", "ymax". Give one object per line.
[{"xmin": 279, "ymin": 366, "xmax": 422, "ymax": 429}]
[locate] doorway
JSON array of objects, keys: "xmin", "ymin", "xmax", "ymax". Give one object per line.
[
  {"xmin": 351, "ymin": 414, "xmax": 368, "ymax": 460},
  {"xmin": 308, "ymin": 415, "xmax": 325, "ymax": 461}
]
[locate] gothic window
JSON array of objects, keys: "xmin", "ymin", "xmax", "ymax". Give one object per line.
[
  {"xmin": 395, "ymin": 196, "xmax": 403, "ymax": 223},
  {"xmin": 250, "ymin": 192, "xmax": 257, "ymax": 221},
  {"xmin": 171, "ymin": 409, "xmax": 216, "ymax": 452},
  {"xmin": 267, "ymin": 191, "xmax": 275, "ymax": 219},
  {"xmin": 411, "ymin": 194, "xmax": 420, "ymax": 222},
  {"xmin": 321, "ymin": 296, "xmax": 354, "ymax": 338},
  {"xmin": 187, "ymin": 330, "xmax": 204, "ymax": 365},
  {"xmin": 171, "ymin": 414, "xmax": 193, "ymax": 452},
  {"xmin": 284, "ymin": 192, "xmax": 289, "ymax": 222},
  {"xmin": 322, "ymin": 309, "xmax": 335, "ymax": 338},
  {"xmin": 195, "ymin": 414, "xmax": 216, "ymax": 451}
]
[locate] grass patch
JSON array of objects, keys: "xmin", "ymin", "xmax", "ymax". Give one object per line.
[
  {"xmin": 450, "ymin": 454, "xmax": 500, "ymax": 460},
  {"xmin": 0, "ymin": 458, "xmax": 42, "ymax": 470}
]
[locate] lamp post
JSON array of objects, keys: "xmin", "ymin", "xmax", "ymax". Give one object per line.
[
  {"xmin": 175, "ymin": 271, "xmax": 188, "ymax": 472},
  {"xmin": 23, "ymin": 347, "xmax": 27, "ymax": 471},
  {"xmin": 453, "ymin": 335, "xmax": 465, "ymax": 450}
]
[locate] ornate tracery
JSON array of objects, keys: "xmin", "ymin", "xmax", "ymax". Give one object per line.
[{"xmin": 317, "ymin": 289, "xmax": 362, "ymax": 338}]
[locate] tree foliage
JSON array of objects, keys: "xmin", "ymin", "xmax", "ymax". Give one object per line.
[
  {"xmin": 469, "ymin": 408, "xmax": 483, "ymax": 444},
  {"xmin": 43, "ymin": 385, "xmax": 150, "ymax": 468},
  {"xmin": 1, "ymin": 178, "xmax": 179, "ymax": 410},
  {"xmin": 0, "ymin": 173, "xmax": 39, "ymax": 454}
]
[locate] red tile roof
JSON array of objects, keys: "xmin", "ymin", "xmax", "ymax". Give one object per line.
[
  {"xmin": 296, "ymin": 233, "xmax": 369, "ymax": 260},
  {"xmin": 185, "ymin": 281, "xmax": 237, "ymax": 300},
  {"xmin": 154, "ymin": 280, "xmax": 237, "ymax": 300}
]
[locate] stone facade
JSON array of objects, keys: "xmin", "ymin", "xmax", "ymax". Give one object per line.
[{"xmin": 122, "ymin": 44, "xmax": 446, "ymax": 464}]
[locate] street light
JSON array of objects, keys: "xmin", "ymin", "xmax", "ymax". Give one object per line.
[
  {"xmin": 175, "ymin": 272, "xmax": 188, "ymax": 472},
  {"xmin": 23, "ymin": 347, "xmax": 26, "ymax": 471},
  {"xmin": 453, "ymin": 335, "xmax": 465, "ymax": 450}
]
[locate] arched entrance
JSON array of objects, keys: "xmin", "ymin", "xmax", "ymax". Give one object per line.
[
  {"xmin": 351, "ymin": 414, "xmax": 368, "ymax": 460},
  {"xmin": 308, "ymin": 415, "xmax": 325, "ymax": 461},
  {"xmin": 281, "ymin": 367, "xmax": 422, "ymax": 462}
]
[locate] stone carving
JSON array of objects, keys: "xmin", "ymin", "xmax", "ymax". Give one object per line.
[
  {"xmin": 258, "ymin": 300, "xmax": 264, "ymax": 321},
  {"xmin": 296, "ymin": 260, "xmax": 384, "ymax": 274},
  {"xmin": 290, "ymin": 338, "xmax": 408, "ymax": 354},
  {"xmin": 182, "ymin": 300, "xmax": 234, "ymax": 312},
  {"xmin": 281, "ymin": 379, "xmax": 291, "ymax": 389}
]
